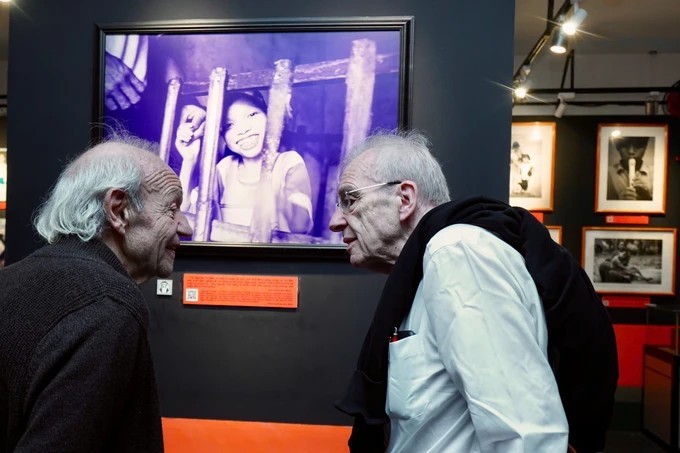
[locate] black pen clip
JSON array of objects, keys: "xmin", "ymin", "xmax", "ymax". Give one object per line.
[{"xmin": 397, "ymin": 330, "xmax": 416, "ymax": 340}]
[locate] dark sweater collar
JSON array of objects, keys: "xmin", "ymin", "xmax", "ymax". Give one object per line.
[{"xmin": 37, "ymin": 236, "xmax": 132, "ymax": 281}]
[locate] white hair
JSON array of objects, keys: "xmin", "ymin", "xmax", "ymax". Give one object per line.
[
  {"xmin": 343, "ymin": 129, "xmax": 451, "ymax": 206},
  {"xmin": 34, "ymin": 135, "xmax": 158, "ymax": 243}
]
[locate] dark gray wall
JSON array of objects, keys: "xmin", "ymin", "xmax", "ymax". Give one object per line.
[{"xmin": 7, "ymin": 0, "xmax": 514, "ymax": 424}]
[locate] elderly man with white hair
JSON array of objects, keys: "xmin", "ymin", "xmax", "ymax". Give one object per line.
[{"xmin": 0, "ymin": 135, "xmax": 192, "ymax": 452}]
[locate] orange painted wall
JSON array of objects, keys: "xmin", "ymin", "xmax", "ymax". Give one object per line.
[
  {"xmin": 613, "ymin": 324, "xmax": 673, "ymax": 387},
  {"xmin": 162, "ymin": 418, "xmax": 351, "ymax": 453}
]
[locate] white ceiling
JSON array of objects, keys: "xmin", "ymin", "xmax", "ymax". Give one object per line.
[{"xmin": 515, "ymin": 0, "xmax": 680, "ymax": 56}]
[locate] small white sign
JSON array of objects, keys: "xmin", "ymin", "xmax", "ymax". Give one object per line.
[{"xmin": 156, "ymin": 279, "xmax": 173, "ymax": 296}]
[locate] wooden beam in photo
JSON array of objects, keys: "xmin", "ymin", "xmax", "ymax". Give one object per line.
[{"xmin": 194, "ymin": 67, "xmax": 227, "ymax": 242}]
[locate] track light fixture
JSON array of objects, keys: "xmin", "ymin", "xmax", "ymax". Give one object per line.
[
  {"xmin": 645, "ymin": 92, "xmax": 660, "ymax": 115},
  {"xmin": 513, "ymin": 65, "xmax": 532, "ymax": 101},
  {"xmin": 554, "ymin": 92, "xmax": 575, "ymax": 118},
  {"xmin": 562, "ymin": 4, "xmax": 588, "ymax": 36},
  {"xmin": 550, "ymin": 17, "xmax": 568, "ymax": 54}
]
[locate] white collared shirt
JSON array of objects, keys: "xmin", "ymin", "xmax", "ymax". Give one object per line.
[{"xmin": 386, "ymin": 224, "xmax": 568, "ymax": 452}]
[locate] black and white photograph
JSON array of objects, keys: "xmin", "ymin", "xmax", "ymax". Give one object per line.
[
  {"xmin": 97, "ymin": 18, "xmax": 412, "ymax": 249},
  {"xmin": 582, "ymin": 227, "xmax": 676, "ymax": 295},
  {"xmin": 595, "ymin": 124, "xmax": 668, "ymax": 214},
  {"xmin": 509, "ymin": 122, "xmax": 555, "ymax": 211}
]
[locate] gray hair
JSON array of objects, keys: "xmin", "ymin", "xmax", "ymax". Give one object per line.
[
  {"xmin": 343, "ymin": 129, "xmax": 451, "ymax": 206},
  {"xmin": 34, "ymin": 134, "xmax": 159, "ymax": 243}
]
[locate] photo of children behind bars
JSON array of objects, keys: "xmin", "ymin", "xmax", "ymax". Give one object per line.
[{"xmin": 101, "ymin": 28, "xmax": 404, "ymax": 245}]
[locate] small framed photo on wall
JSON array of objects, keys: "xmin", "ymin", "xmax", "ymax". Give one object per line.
[
  {"xmin": 546, "ymin": 225, "xmax": 562, "ymax": 244},
  {"xmin": 582, "ymin": 227, "xmax": 676, "ymax": 295},
  {"xmin": 595, "ymin": 124, "xmax": 668, "ymax": 214},
  {"xmin": 509, "ymin": 122, "xmax": 556, "ymax": 211}
]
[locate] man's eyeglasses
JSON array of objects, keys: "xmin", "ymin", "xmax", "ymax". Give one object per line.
[{"xmin": 336, "ymin": 181, "xmax": 402, "ymax": 213}]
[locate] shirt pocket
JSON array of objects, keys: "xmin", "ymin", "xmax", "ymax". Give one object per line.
[{"xmin": 386, "ymin": 334, "xmax": 430, "ymax": 420}]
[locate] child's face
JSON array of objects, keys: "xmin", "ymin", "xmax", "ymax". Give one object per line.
[
  {"xmin": 223, "ymin": 99, "xmax": 267, "ymax": 159},
  {"xmin": 614, "ymin": 137, "xmax": 648, "ymax": 161}
]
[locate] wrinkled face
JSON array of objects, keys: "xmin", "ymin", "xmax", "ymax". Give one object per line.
[
  {"xmin": 328, "ymin": 150, "xmax": 403, "ymax": 272},
  {"xmin": 123, "ymin": 167, "xmax": 192, "ymax": 282},
  {"xmin": 223, "ymin": 99, "xmax": 267, "ymax": 159}
]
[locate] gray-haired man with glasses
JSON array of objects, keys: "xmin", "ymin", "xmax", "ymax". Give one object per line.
[{"xmin": 329, "ymin": 130, "xmax": 617, "ymax": 453}]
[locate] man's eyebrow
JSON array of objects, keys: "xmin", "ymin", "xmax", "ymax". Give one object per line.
[{"xmin": 337, "ymin": 183, "xmax": 357, "ymax": 192}]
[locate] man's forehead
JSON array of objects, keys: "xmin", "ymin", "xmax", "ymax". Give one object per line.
[
  {"xmin": 144, "ymin": 167, "xmax": 182, "ymax": 195},
  {"xmin": 339, "ymin": 150, "xmax": 377, "ymax": 188}
]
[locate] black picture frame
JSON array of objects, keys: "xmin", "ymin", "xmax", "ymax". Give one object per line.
[{"xmin": 95, "ymin": 17, "xmax": 413, "ymax": 257}]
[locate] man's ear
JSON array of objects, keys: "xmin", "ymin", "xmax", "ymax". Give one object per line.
[
  {"xmin": 397, "ymin": 181, "xmax": 418, "ymax": 222},
  {"xmin": 104, "ymin": 188, "xmax": 129, "ymax": 235}
]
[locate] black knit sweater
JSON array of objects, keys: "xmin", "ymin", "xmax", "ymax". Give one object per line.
[{"xmin": 0, "ymin": 237, "xmax": 164, "ymax": 452}]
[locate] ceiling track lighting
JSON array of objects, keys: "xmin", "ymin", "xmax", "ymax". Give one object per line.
[
  {"xmin": 550, "ymin": 26, "xmax": 568, "ymax": 54},
  {"xmin": 554, "ymin": 92, "xmax": 575, "ymax": 117},
  {"xmin": 512, "ymin": 65, "xmax": 532, "ymax": 101},
  {"xmin": 562, "ymin": 1, "xmax": 588, "ymax": 36},
  {"xmin": 554, "ymin": 99, "xmax": 567, "ymax": 118},
  {"xmin": 512, "ymin": 0, "xmax": 587, "ymax": 82},
  {"xmin": 512, "ymin": 0, "xmax": 589, "ymax": 106}
]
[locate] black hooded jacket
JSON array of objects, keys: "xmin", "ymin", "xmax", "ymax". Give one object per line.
[{"xmin": 335, "ymin": 196, "xmax": 618, "ymax": 453}]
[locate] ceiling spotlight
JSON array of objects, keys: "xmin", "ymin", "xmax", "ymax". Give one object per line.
[
  {"xmin": 562, "ymin": 6, "xmax": 588, "ymax": 36},
  {"xmin": 562, "ymin": 0, "xmax": 588, "ymax": 36},
  {"xmin": 512, "ymin": 72, "xmax": 531, "ymax": 101},
  {"xmin": 550, "ymin": 28, "xmax": 568, "ymax": 54},
  {"xmin": 514, "ymin": 86, "xmax": 528, "ymax": 99},
  {"xmin": 554, "ymin": 92, "xmax": 575, "ymax": 118}
]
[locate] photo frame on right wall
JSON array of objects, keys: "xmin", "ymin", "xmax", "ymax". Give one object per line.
[
  {"xmin": 595, "ymin": 123, "xmax": 668, "ymax": 214},
  {"xmin": 582, "ymin": 227, "xmax": 676, "ymax": 295},
  {"xmin": 509, "ymin": 122, "xmax": 556, "ymax": 211}
]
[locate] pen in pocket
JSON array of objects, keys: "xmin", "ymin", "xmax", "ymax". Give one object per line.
[{"xmin": 390, "ymin": 327, "xmax": 416, "ymax": 342}]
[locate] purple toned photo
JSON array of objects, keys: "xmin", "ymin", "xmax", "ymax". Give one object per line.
[{"xmin": 98, "ymin": 19, "xmax": 412, "ymax": 248}]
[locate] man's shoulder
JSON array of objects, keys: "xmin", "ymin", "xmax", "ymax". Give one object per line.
[
  {"xmin": 0, "ymin": 242, "xmax": 142, "ymax": 312},
  {"xmin": 426, "ymin": 224, "xmax": 508, "ymax": 253}
]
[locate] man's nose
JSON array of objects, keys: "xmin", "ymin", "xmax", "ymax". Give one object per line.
[
  {"xmin": 178, "ymin": 211, "xmax": 193, "ymax": 237},
  {"xmin": 328, "ymin": 207, "xmax": 347, "ymax": 232}
]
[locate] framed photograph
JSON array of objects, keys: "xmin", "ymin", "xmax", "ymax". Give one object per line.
[
  {"xmin": 546, "ymin": 225, "xmax": 562, "ymax": 245},
  {"xmin": 509, "ymin": 122, "xmax": 555, "ymax": 211},
  {"xmin": 595, "ymin": 124, "xmax": 668, "ymax": 214},
  {"xmin": 582, "ymin": 227, "xmax": 676, "ymax": 295},
  {"xmin": 96, "ymin": 17, "xmax": 413, "ymax": 251}
]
